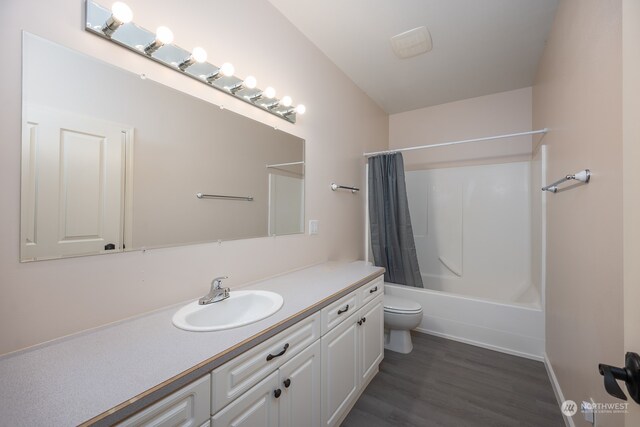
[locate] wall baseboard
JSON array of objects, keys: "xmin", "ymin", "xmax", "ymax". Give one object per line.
[
  {"xmin": 544, "ymin": 353, "xmax": 574, "ymax": 427},
  {"xmin": 416, "ymin": 327, "xmax": 544, "ymax": 361}
]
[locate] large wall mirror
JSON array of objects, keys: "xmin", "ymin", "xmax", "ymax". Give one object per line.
[{"xmin": 21, "ymin": 33, "xmax": 305, "ymax": 262}]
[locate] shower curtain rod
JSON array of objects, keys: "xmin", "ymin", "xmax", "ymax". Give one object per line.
[{"xmin": 362, "ymin": 128, "xmax": 548, "ymax": 157}]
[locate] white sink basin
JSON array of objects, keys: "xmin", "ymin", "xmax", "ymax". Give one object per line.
[{"xmin": 172, "ymin": 290, "xmax": 284, "ymax": 332}]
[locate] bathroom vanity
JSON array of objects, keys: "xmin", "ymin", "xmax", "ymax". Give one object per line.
[{"xmin": 0, "ymin": 261, "xmax": 384, "ymax": 426}]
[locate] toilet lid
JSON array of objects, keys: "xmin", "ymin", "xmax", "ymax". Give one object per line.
[{"xmin": 383, "ymin": 295, "xmax": 423, "ymax": 314}]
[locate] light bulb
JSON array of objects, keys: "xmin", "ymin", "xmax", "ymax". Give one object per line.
[
  {"xmin": 155, "ymin": 26, "xmax": 174, "ymax": 45},
  {"xmin": 192, "ymin": 47, "xmax": 208, "ymax": 63},
  {"xmin": 263, "ymin": 86, "xmax": 276, "ymax": 99},
  {"xmin": 220, "ymin": 62, "xmax": 235, "ymax": 77},
  {"xmin": 281, "ymin": 96, "xmax": 292, "ymax": 107},
  {"xmin": 179, "ymin": 47, "xmax": 207, "ymax": 70},
  {"xmin": 144, "ymin": 26, "xmax": 174, "ymax": 55},
  {"xmin": 102, "ymin": 1, "xmax": 133, "ymax": 36},
  {"xmin": 295, "ymin": 104, "xmax": 306, "ymax": 115},
  {"xmin": 111, "ymin": 2, "xmax": 133, "ymax": 23},
  {"xmin": 244, "ymin": 76, "xmax": 257, "ymax": 89}
]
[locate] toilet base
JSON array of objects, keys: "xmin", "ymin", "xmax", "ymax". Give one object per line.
[{"xmin": 384, "ymin": 328, "xmax": 414, "ymax": 354}]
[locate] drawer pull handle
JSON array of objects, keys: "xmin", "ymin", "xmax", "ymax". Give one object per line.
[
  {"xmin": 283, "ymin": 378, "xmax": 292, "ymax": 388},
  {"xmin": 337, "ymin": 304, "xmax": 350, "ymax": 315},
  {"xmin": 266, "ymin": 343, "xmax": 290, "ymax": 361},
  {"xmin": 274, "ymin": 388, "xmax": 282, "ymax": 398},
  {"xmin": 369, "ymin": 286, "xmax": 378, "ymax": 293}
]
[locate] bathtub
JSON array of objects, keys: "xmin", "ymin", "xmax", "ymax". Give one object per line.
[{"xmin": 384, "ymin": 282, "xmax": 544, "ymax": 360}]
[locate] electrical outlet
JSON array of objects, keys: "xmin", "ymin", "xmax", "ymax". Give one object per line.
[
  {"xmin": 581, "ymin": 399, "xmax": 595, "ymax": 425},
  {"xmin": 309, "ymin": 220, "xmax": 319, "ymax": 235}
]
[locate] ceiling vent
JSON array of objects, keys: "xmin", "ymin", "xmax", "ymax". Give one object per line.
[{"xmin": 390, "ymin": 26, "xmax": 432, "ymax": 59}]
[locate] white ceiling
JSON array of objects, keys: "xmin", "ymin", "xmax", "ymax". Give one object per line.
[{"xmin": 268, "ymin": 0, "xmax": 559, "ymax": 114}]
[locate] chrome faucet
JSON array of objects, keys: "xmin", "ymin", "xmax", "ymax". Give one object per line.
[{"xmin": 199, "ymin": 276, "xmax": 230, "ymax": 305}]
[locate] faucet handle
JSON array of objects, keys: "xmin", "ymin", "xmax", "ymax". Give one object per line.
[{"xmin": 212, "ymin": 276, "xmax": 229, "ymax": 288}]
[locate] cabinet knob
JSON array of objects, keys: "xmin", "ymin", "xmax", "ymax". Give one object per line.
[
  {"xmin": 362, "ymin": 316, "xmax": 366, "ymax": 323},
  {"xmin": 283, "ymin": 378, "xmax": 291, "ymax": 388},
  {"xmin": 274, "ymin": 388, "xmax": 282, "ymax": 398},
  {"xmin": 357, "ymin": 318, "xmax": 363, "ymax": 326}
]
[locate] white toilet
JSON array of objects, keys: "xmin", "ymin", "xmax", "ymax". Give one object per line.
[{"xmin": 383, "ymin": 294, "xmax": 423, "ymax": 354}]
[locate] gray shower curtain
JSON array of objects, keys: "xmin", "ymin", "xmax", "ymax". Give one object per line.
[{"xmin": 368, "ymin": 153, "xmax": 423, "ymax": 287}]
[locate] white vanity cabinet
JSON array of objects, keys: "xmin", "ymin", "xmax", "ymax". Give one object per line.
[
  {"xmin": 211, "ymin": 313, "xmax": 321, "ymax": 413},
  {"xmin": 320, "ymin": 293, "xmax": 384, "ymax": 427},
  {"xmin": 211, "ymin": 339, "xmax": 321, "ymax": 427},
  {"xmin": 210, "ymin": 277, "xmax": 383, "ymax": 427},
  {"xmin": 0, "ymin": 263, "xmax": 386, "ymax": 426},
  {"xmin": 113, "ymin": 274, "xmax": 383, "ymax": 427}
]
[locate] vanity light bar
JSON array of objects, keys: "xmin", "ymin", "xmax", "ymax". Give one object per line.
[{"xmin": 84, "ymin": 0, "xmax": 305, "ymax": 123}]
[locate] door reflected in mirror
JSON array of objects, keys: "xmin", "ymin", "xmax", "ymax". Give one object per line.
[{"xmin": 21, "ymin": 33, "xmax": 304, "ymax": 262}]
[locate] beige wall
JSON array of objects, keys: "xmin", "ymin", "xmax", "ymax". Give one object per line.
[
  {"xmin": 533, "ymin": 1, "xmax": 624, "ymax": 426},
  {"xmin": 389, "ymin": 87, "xmax": 536, "ymax": 170},
  {"xmin": 0, "ymin": 0, "xmax": 388, "ymax": 356},
  {"xmin": 623, "ymin": 0, "xmax": 640, "ymax": 424}
]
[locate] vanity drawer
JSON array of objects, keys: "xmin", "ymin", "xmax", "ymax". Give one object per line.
[
  {"xmin": 116, "ymin": 375, "xmax": 210, "ymax": 427},
  {"xmin": 321, "ymin": 291, "xmax": 358, "ymax": 335},
  {"xmin": 359, "ymin": 276, "xmax": 383, "ymax": 307},
  {"xmin": 212, "ymin": 312, "xmax": 320, "ymax": 413}
]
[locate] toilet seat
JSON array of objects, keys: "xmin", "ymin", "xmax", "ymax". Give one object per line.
[{"xmin": 383, "ymin": 294, "xmax": 423, "ymax": 314}]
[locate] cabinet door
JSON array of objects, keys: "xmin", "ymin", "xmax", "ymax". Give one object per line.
[
  {"xmin": 359, "ymin": 298, "xmax": 384, "ymax": 384},
  {"xmin": 321, "ymin": 315, "xmax": 359, "ymax": 427},
  {"xmin": 279, "ymin": 340, "xmax": 321, "ymax": 427},
  {"xmin": 211, "ymin": 371, "xmax": 279, "ymax": 427}
]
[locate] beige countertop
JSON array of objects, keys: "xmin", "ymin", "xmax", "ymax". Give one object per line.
[{"xmin": 0, "ymin": 261, "xmax": 384, "ymax": 426}]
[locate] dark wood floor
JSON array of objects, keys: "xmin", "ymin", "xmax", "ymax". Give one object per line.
[{"xmin": 342, "ymin": 332, "xmax": 564, "ymax": 427}]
